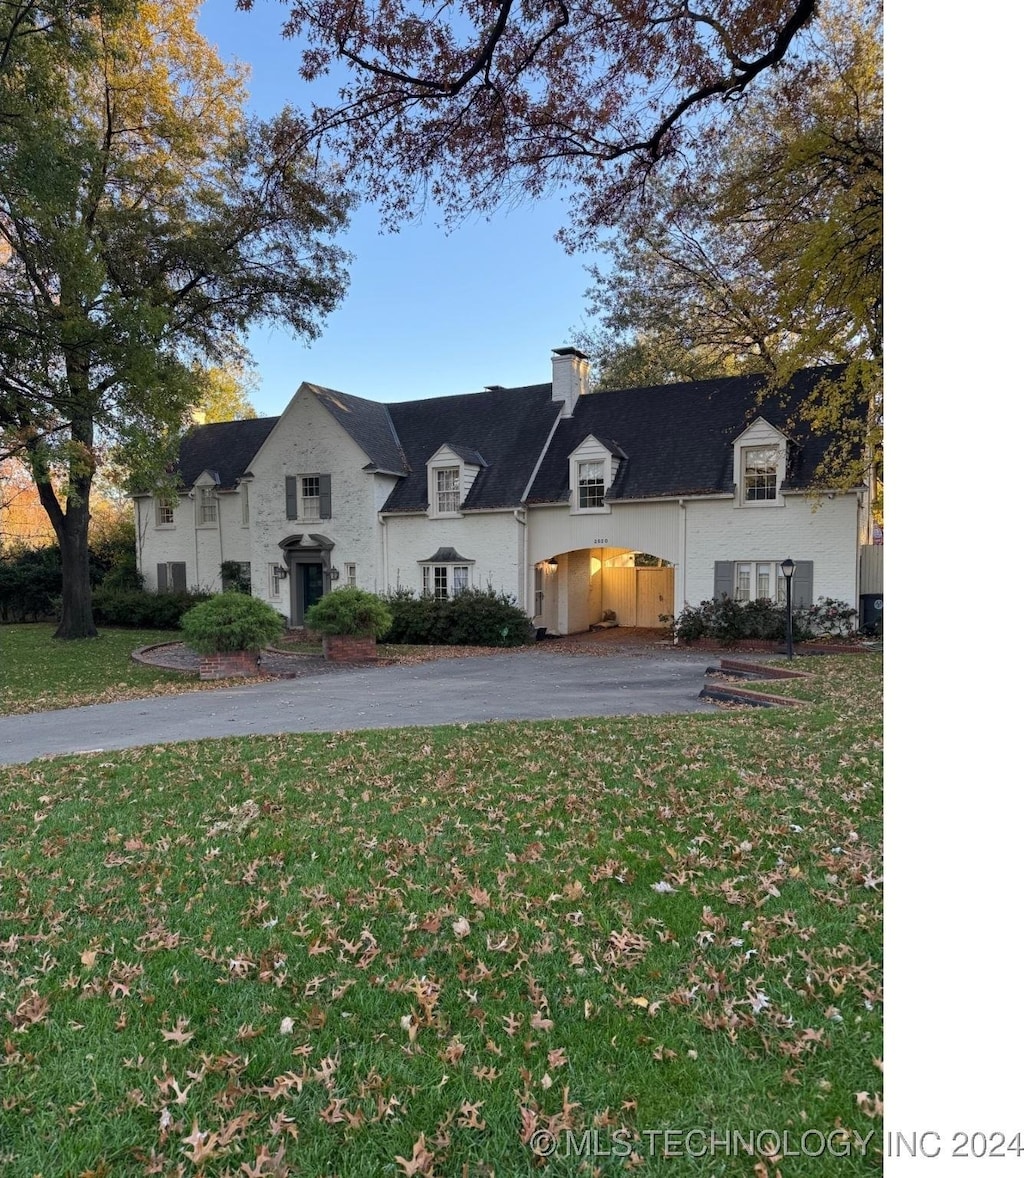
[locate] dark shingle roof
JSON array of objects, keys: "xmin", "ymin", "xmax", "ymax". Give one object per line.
[
  {"xmin": 383, "ymin": 385, "xmax": 562, "ymax": 512},
  {"xmin": 176, "ymin": 417, "xmax": 279, "ymax": 489},
  {"xmin": 304, "ymin": 383, "xmax": 408, "ymax": 474},
  {"xmin": 526, "ymin": 366, "xmax": 850, "ymax": 503}
]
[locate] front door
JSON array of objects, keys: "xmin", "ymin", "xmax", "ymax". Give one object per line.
[{"xmin": 300, "ymin": 563, "xmax": 324, "ymax": 621}]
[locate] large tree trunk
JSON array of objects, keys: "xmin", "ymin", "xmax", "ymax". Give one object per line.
[
  {"xmin": 29, "ymin": 395, "xmax": 99, "ymax": 639},
  {"xmin": 54, "ymin": 495, "xmax": 97, "ymax": 639}
]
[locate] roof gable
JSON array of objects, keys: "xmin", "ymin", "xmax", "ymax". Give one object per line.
[{"xmin": 303, "ymin": 383, "xmax": 408, "ymax": 474}]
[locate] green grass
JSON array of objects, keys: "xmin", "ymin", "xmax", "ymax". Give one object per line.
[
  {"xmin": 0, "ymin": 655, "xmax": 882, "ymax": 1176},
  {"xmin": 0, "ymin": 624, "xmax": 189, "ymax": 715}
]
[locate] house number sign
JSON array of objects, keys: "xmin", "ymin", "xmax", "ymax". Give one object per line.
[{"xmin": 592, "ymin": 538, "xmax": 608, "ymax": 545}]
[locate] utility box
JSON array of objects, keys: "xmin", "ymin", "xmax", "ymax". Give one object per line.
[{"xmin": 860, "ymin": 594, "xmax": 883, "ymax": 636}]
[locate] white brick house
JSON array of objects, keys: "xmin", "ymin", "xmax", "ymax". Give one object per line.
[{"xmin": 134, "ymin": 349, "xmax": 873, "ymax": 632}]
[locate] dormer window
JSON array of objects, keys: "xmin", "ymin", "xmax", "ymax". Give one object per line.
[
  {"xmin": 435, "ymin": 467, "xmax": 461, "ymax": 515},
  {"xmin": 577, "ymin": 461, "xmax": 605, "ymax": 509},
  {"xmin": 569, "ymin": 435, "xmax": 620, "ymax": 514},
  {"xmin": 743, "ymin": 447, "xmax": 778, "ymax": 501},
  {"xmin": 196, "ymin": 486, "xmax": 217, "ymax": 526}
]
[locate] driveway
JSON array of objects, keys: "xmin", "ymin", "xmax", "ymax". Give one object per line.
[{"xmin": 0, "ymin": 646, "xmax": 716, "ymax": 765}]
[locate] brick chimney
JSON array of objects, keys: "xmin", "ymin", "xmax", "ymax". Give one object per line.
[{"xmin": 551, "ymin": 347, "xmax": 590, "ymax": 417}]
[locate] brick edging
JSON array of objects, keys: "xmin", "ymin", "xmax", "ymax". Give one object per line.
[
  {"xmin": 131, "ymin": 641, "xmax": 195, "ymax": 673},
  {"xmin": 700, "ymin": 682, "xmax": 807, "ymax": 708},
  {"xmin": 700, "ymin": 656, "xmax": 812, "ymax": 708}
]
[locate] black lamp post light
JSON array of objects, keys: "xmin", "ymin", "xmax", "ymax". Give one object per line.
[{"xmin": 780, "ymin": 557, "xmax": 795, "ymax": 659}]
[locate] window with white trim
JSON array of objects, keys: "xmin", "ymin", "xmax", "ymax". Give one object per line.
[
  {"xmin": 300, "ymin": 475, "xmax": 321, "ymax": 521},
  {"xmin": 157, "ymin": 499, "xmax": 175, "ymax": 526},
  {"xmin": 422, "ymin": 563, "xmax": 469, "ymax": 599},
  {"xmin": 345, "ymin": 563, "xmax": 357, "ymax": 587},
  {"xmin": 734, "ymin": 561, "xmax": 788, "ymax": 604},
  {"xmin": 196, "ymin": 486, "xmax": 217, "ymax": 525},
  {"xmin": 577, "ymin": 460, "xmax": 605, "ymax": 509},
  {"xmin": 435, "ymin": 467, "xmax": 460, "ymax": 515},
  {"xmin": 269, "ymin": 563, "xmax": 283, "ymax": 598},
  {"xmin": 742, "ymin": 447, "xmax": 779, "ymax": 501},
  {"xmin": 240, "ymin": 482, "xmax": 250, "ymax": 527}
]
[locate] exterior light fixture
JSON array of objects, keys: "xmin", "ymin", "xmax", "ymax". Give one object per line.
[{"xmin": 780, "ymin": 558, "xmax": 796, "ymax": 659}]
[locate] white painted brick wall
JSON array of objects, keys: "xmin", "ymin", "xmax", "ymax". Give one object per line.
[
  {"xmin": 384, "ymin": 512, "xmax": 524, "ymax": 605},
  {"xmin": 683, "ymin": 492, "xmax": 861, "ymax": 607},
  {"xmin": 136, "ymin": 490, "xmax": 251, "ymax": 593},
  {"xmin": 247, "ymin": 389, "xmax": 384, "ymax": 605}
]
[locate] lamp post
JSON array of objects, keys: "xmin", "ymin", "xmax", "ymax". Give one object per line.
[{"xmin": 781, "ymin": 558, "xmax": 795, "ymax": 659}]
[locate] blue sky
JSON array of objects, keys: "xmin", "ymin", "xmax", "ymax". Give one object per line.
[{"xmin": 197, "ymin": 1, "xmax": 603, "ymax": 417}]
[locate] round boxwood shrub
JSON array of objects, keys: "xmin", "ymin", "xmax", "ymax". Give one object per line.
[
  {"xmin": 181, "ymin": 591, "xmax": 284, "ymax": 654},
  {"xmin": 304, "ymin": 587, "xmax": 393, "ymax": 639}
]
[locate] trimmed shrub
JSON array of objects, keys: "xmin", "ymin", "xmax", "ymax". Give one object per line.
[
  {"xmin": 92, "ymin": 587, "xmax": 210, "ymax": 629},
  {"xmin": 669, "ymin": 595, "xmax": 813, "ymax": 645},
  {"xmin": 304, "ymin": 588, "xmax": 393, "ymax": 639},
  {"xmin": 381, "ymin": 589, "xmax": 448, "ymax": 645},
  {"xmin": 443, "ymin": 587, "xmax": 535, "ymax": 646},
  {"xmin": 0, "ymin": 544, "xmax": 62, "ymax": 622},
  {"xmin": 181, "ymin": 592, "xmax": 284, "ymax": 654},
  {"xmin": 381, "ymin": 587, "xmax": 534, "ymax": 647}
]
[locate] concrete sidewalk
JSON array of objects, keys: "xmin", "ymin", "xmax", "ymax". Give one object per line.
[{"xmin": 0, "ymin": 648, "xmax": 716, "ymax": 765}]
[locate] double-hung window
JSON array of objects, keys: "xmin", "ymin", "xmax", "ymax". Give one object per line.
[
  {"xmin": 197, "ymin": 487, "xmax": 217, "ymax": 525},
  {"xmin": 577, "ymin": 460, "xmax": 605, "ymax": 509},
  {"xmin": 301, "ymin": 475, "xmax": 321, "ymax": 521},
  {"xmin": 435, "ymin": 467, "xmax": 460, "ymax": 515},
  {"xmin": 157, "ymin": 499, "xmax": 175, "ymax": 526},
  {"xmin": 743, "ymin": 447, "xmax": 778, "ymax": 501}
]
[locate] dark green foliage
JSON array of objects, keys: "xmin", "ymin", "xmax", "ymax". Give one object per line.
[
  {"xmin": 382, "ymin": 587, "xmax": 534, "ymax": 647},
  {"xmin": 669, "ymin": 595, "xmax": 814, "ymax": 645},
  {"xmin": 220, "ymin": 560, "xmax": 251, "ymax": 595},
  {"xmin": 99, "ymin": 564, "xmax": 145, "ymax": 594},
  {"xmin": 304, "ymin": 587, "xmax": 393, "ymax": 638},
  {"xmin": 180, "ymin": 591, "xmax": 284, "ymax": 653},
  {"xmin": 91, "ymin": 587, "xmax": 209, "ymax": 629},
  {"xmin": 0, "ymin": 544, "xmax": 62, "ymax": 621}
]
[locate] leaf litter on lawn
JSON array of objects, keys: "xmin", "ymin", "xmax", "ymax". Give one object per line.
[{"xmin": 0, "ymin": 655, "xmax": 882, "ymax": 1175}]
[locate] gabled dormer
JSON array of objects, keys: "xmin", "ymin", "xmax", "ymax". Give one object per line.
[
  {"xmin": 568, "ymin": 435, "xmax": 626, "ymax": 514},
  {"xmin": 426, "ymin": 444, "xmax": 488, "ymax": 518},
  {"xmin": 733, "ymin": 418, "xmax": 790, "ymax": 508}
]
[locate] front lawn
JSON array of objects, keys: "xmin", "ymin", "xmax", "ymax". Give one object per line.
[
  {"xmin": 0, "ymin": 655, "xmax": 883, "ymax": 1175},
  {"xmin": 0, "ymin": 624, "xmax": 189, "ymax": 715}
]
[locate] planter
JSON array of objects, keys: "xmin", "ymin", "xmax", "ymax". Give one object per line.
[
  {"xmin": 198, "ymin": 650, "xmax": 260, "ymax": 680},
  {"xmin": 324, "ymin": 634, "xmax": 377, "ymax": 663}
]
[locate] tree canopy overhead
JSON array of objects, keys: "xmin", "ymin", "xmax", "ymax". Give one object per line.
[
  {"xmin": 579, "ymin": 0, "xmax": 881, "ymax": 492},
  {"xmin": 0, "ymin": 0, "xmax": 352, "ymax": 636},
  {"xmin": 256, "ymin": 0, "xmax": 818, "ymax": 233}
]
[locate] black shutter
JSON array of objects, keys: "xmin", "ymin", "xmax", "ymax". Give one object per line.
[
  {"xmin": 713, "ymin": 561, "xmax": 733, "ymax": 601},
  {"xmin": 285, "ymin": 476, "xmax": 297, "ymax": 520},
  {"xmin": 171, "ymin": 563, "xmax": 187, "ymax": 592},
  {"xmin": 157, "ymin": 564, "xmax": 167, "ymax": 592},
  {"xmin": 319, "ymin": 473, "xmax": 332, "ymax": 519},
  {"xmin": 793, "ymin": 561, "xmax": 813, "ymax": 610}
]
